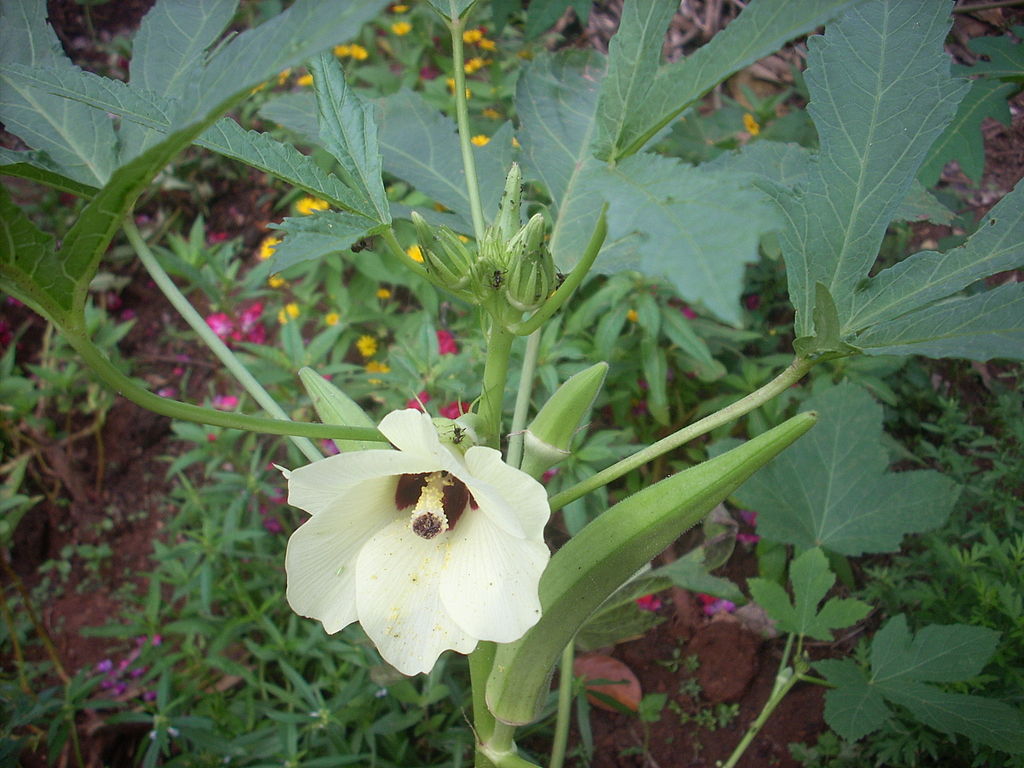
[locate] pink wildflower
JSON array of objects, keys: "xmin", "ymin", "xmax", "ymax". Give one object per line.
[
  {"xmin": 213, "ymin": 394, "xmax": 240, "ymax": 410},
  {"xmin": 262, "ymin": 515, "xmax": 284, "ymax": 534},
  {"xmin": 696, "ymin": 593, "xmax": 736, "ymax": 616},
  {"xmin": 681, "ymin": 306, "xmax": 698, "ymax": 320},
  {"xmin": 206, "ymin": 312, "xmax": 234, "ymax": 340},
  {"xmin": 406, "ymin": 391, "xmax": 431, "ymax": 410},
  {"xmin": 436, "ymin": 329, "xmax": 459, "ymax": 355}
]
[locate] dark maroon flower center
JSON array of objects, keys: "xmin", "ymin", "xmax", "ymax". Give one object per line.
[{"xmin": 394, "ymin": 471, "xmax": 476, "ymax": 534}]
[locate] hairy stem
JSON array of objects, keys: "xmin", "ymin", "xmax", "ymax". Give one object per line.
[
  {"xmin": 548, "ymin": 356, "xmax": 814, "ymax": 511},
  {"xmin": 506, "ymin": 330, "xmax": 541, "ymax": 468},
  {"xmin": 124, "ymin": 219, "xmax": 323, "ymax": 462}
]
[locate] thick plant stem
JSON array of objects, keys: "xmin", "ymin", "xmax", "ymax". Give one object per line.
[
  {"xmin": 721, "ymin": 661, "xmax": 802, "ymax": 768},
  {"xmin": 479, "ymin": 721, "xmax": 540, "ymax": 768},
  {"xmin": 548, "ymin": 642, "xmax": 575, "ymax": 768},
  {"xmin": 124, "ymin": 219, "xmax": 323, "ymax": 462},
  {"xmin": 506, "ymin": 330, "xmax": 541, "ymax": 468},
  {"xmin": 447, "ymin": 16, "xmax": 486, "ymax": 240},
  {"xmin": 548, "ymin": 356, "xmax": 814, "ymax": 512},
  {"xmin": 479, "ymin": 323, "xmax": 514, "ymax": 448}
]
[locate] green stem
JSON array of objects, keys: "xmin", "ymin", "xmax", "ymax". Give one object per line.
[
  {"xmin": 548, "ymin": 356, "xmax": 813, "ymax": 512},
  {"xmin": 721, "ymin": 636, "xmax": 803, "ymax": 768},
  {"xmin": 448, "ymin": 15, "xmax": 487, "ymax": 240},
  {"xmin": 548, "ymin": 642, "xmax": 575, "ymax": 768},
  {"xmin": 479, "ymin": 721, "xmax": 540, "ymax": 768},
  {"xmin": 63, "ymin": 327, "xmax": 383, "ymax": 440},
  {"xmin": 479, "ymin": 323, "xmax": 514, "ymax": 448},
  {"xmin": 470, "ymin": 642, "xmax": 497, "ymax": 765},
  {"xmin": 506, "ymin": 330, "xmax": 541, "ymax": 468},
  {"xmin": 380, "ymin": 227, "xmax": 430, "ymax": 280},
  {"xmin": 512, "ymin": 206, "xmax": 607, "ymax": 337},
  {"xmin": 124, "ymin": 219, "xmax": 323, "ymax": 462}
]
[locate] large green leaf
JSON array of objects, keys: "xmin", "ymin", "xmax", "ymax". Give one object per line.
[
  {"xmin": 596, "ymin": 0, "xmax": 856, "ymax": 161},
  {"xmin": 918, "ymin": 78, "xmax": 1015, "ymax": 187},
  {"xmin": 119, "ymin": 0, "xmax": 238, "ymax": 160},
  {"xmin": 853, "ymin": 282, "xmax": 1024, "ymax": 362},
  {"xmin": 816, "ymin": 615, "xmax": 1024, "ymax": 753},
  {"xmin": 589, "ymin": 154, "xmax": 781, "ymax": 325},
  {"xmin": 266, "ymin": 211, "xmax": 387, "ymax": 273},
  {"xmin": 0, "ymin": 0, "xmax": 118, "ymax": 186},
  {"xmin": 516, "ymin": 51, "xmax": 607, "ymax": 270},
  {"xmin": 758, "ymin": 0, "xmax": 970, "ymax": 339},
  {"xmin": 959, "ymin": 28, "xmax": 1024, "ymax": 80},
  {"xmin": 848, "ymin": 183, "xmax": 1024, "ymax": 332},
  {"xmin": 196, "ymin": 118, "xmax": 379, "ymax": 218},
  {"xmin": 307, "ymin": 52, "xmax": 390, "ymax": 224},
  {"xmin": 732, "ymin": 381, "xmax": 958, "ymax": 556},
  {"xmin": 589, "ymin": 0, "xmax": 677, "ymax": 161},
  {"xmin": 376, "ymin": 89, "xmax": 513, "ymax": 229},
  {"xmin": 0, "ymin": 184, "xmax": 61, "ymax": 319}
]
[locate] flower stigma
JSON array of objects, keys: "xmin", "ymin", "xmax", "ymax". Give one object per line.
[{"xmin": 395, "ymin": 471, "xmax": 472, "ymax": 540}]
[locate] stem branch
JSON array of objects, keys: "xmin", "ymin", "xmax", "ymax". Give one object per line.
[{"xmin": 548, "ymin": 356, "xmax": 813, "ymax": 511}]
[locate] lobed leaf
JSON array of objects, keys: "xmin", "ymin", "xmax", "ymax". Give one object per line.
[
  {"xmin": 732, "ymin": 381, "xmax": 958, "ymax": 556},
  {"xmin": 598, "ymin": 0, "xmax": 856, "ymax": 161}
]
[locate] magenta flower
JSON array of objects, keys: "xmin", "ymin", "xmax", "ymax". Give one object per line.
[
  {"xmin": 206, "ymin": 312, "xmax": 234, "ymax": 340},
  {"xmin": 263, "ymin": 516, "xmax": 284, "ymax": 534},
  {"xmin": 696, "ymin": 593, "xmax": 736, "ymax": 616},
  {"xmin": 681, "ymin": 306, "xmax": 698, "ymax": 320},
  {"xmin": 213, "ymin": 394, "xmax": 240, "ymax": 410},
  {"xmin": 436, "ymin": 329, "xmax": 459, "ymax": 355},
  {"xmin": 439, "ymin": 400, "xmax": 470, "ymax": 419},
  {"xmin": 407, "ymin": 391, "xmax": 431, "ymax": 410}
]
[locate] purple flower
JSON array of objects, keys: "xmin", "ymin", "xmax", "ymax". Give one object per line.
[
  {"xmin": 262, "ymin": 516, "xmax": 284, "ymax": 534},
  {"xmin": 143, "ymin": 690, "xmax": 157, "ymax": 702},
  {"xmin": 206, "ymin": 312, "xmax": 234, "ymax": 340},
  {"xmin": 96, "ymin": 659, "xmax": 114, "ymax": 674}
]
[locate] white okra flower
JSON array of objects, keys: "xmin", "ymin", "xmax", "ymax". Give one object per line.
[{"xmin": 282, "ymin": 409, "xmax": 550, "ymax": 675}]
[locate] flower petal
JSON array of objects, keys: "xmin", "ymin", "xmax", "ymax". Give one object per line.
[
  {"xmin": 287, "ymin": 449, "xmax": 438, "ymax": 516},
  {"xmin": 440, "ymin": 508, "xmax": 549, "ymax": 642},
  {"xmin": 356, "ymin": 519, "xmax": 477, "ymax": 675},
  {"xmin": 378, "ymin": 409, "xmax": 461, "ymax": 467},
  {"xmin": 285, "ymin": 476, "xmax": 398, "ymax": 633},
  {"xmin": 458, "ymin": 446, "xmax": 550, "ymax": 540}
]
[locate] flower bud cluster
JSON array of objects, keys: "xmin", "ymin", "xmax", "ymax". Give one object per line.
[{"xmin": 412, "ymin": 163, "xmax": 555, "ymax": 322}]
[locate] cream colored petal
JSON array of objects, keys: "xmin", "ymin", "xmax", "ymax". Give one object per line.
[
  {"xmin": 457, "ymin": 446, "xmax": 550, "ymax": 540},
  {"xmin": 378, "ymin": 409, "xmax": 460, "ymax": 467},
  {"xmin": 286, "ymin": 449, "xmax": 438, "ymax": 516},
  {"xmin": 440, "ymin": 508, "xmax": 549, "ymax": 643},
  {"xmin": 285, "ymin": 476, "xmax": 398, "ymax": 633},
  {"xmin": 355, "ymin": 519, "xmax": 477, "ymax": 675}
]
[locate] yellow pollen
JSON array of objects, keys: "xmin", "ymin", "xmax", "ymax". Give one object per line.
[{"xmin": 743, "ymin": 112, "xmax": 761, "ymax": 136}]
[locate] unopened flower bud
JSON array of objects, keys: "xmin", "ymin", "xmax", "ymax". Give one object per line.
[{"xmin": 495, "ymin": 163, "xmax": 523, "ymax": 242}]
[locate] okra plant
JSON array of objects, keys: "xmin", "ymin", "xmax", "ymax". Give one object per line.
[{"xmin": 2, "ymin": 0, "xmax": 1022, "ymax": 765}]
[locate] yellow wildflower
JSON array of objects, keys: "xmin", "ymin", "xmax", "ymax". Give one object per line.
[
  {"xmin": 285, "ymin": 303, "xmax": 300, "ymax": 319},
  {"xmin": 479, "ymin": 38, "xmax": 496, "ymax": 52},
  {"xmin": 257, "ymin": 235, "xmax": 281, "ymax": 260},
  {"xmin": 296, "ymin": 196, "xmax": 329, "ymax": 215},
  {"xmin": 482, "ymin": 107, "xmax": 501, "ymax": 119},
  {"xmin": 392, "ymin": 4, "xmax": 409, "ymax": 12},
  {"xmin": 445, "ymin": 78, "xmax": 472, "ymax": 98},
  {"xmin": 626, "ymin": 308, "xmax": 639, "ymax": 323},
  {"xmin": 743, "ymin": 113, "xmax": 761, "ymax": 136},
  {"xmin": 464, "ymin": 57, "xmax": 487, "ymax": 74},
  {"xmin": 277, "ymin": 68, "xmax": 292, "ymax": 85},
  {"xmin": 349, "ymin": 44, "xmax": 369, "ymax": 60},
  {"xmin": 296, "ymin": 73, "xmax": 313, "ymax": 87},
  {"xmin": 357, "ymin": 335, "xmax": 378, "ymax": 358},
  {"xmin": 406, "ymin": 244, "xmax": 424, "ymax": 263},
  {"xmin": 365, "ymin": 360, "xmax": 391, "ymax": 374},
  {"xmin": 268, "ymin": 274, "xmax": 287, "ymax": 288},
  {"xmin": 511, "ymin": 136, "xmax": 521, "ymax": 148},
  {"xmin": 376, "ymin": 288, "xmax": 392, "ymax": 300},
  {"xmin": 391, "ymin": 21, "xmax": 412, "ymax": 36},
  {"xmin": 463, "ymin": 29, "xmax": 483, "ymax": 44},
  {"xmin": 325, "ymin": 312, "xmax": 341, "ymax": 326},
  {"xmin": 457, "ymin": 235, "xmax": 469, "ymax": 243},
  {"xmin": 471, "ymin": 134, "xmax": 490, "ymax": 147}
]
